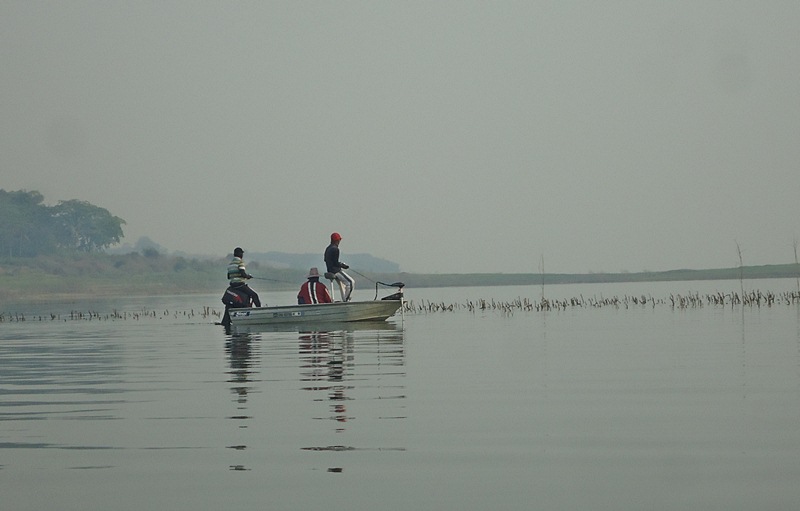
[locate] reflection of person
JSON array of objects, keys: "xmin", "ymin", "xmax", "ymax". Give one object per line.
[
  {"xmin": 226, "ymin": 247, "xmax": 261, "ymax": 307},
  {"xmin": 324, "ymin": 232, "xmax": 355, "ymax": 302},
  {"xmin": 297, "ymin": 267, "xmax": 333, "ymax": 305}
]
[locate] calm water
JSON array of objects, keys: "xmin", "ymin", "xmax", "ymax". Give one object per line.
[{"xmin": 2, "ymin": 280, "xmax": 800, "ymax": 510}]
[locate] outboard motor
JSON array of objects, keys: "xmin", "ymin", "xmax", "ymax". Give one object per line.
[{"xmin": 375, "ymin": 281, "xmax": 405, "ymax": 301}]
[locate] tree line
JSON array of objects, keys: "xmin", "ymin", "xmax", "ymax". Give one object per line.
[{"xmin": 0, "ymin": 189, "xmax": 125, "ymax": 257}]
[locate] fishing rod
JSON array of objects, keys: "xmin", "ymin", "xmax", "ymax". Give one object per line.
[
  {"xmin": 254, "ymin": 271, "xmax": 404, "ymax": 300},
  {"xmin": 249, "ymin": 276, "xmax": 294, "ymax": 284}
]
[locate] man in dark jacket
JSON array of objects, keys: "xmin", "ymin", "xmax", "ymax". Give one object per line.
[{"xmin": 324, "ymin": 232, "xmax": 355, "ymax": 302}]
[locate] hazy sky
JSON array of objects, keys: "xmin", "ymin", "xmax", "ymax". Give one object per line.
[{"xmin": 2, "ymin": 1, "xmax": 799, "ymax": 274}]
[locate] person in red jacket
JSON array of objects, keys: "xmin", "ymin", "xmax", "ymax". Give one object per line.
[{"xmin": 297, "ymin": 267, "xmax": 333, "ymax": 305}]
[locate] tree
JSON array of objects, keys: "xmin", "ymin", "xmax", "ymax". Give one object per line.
[
  {"xmin": 0, "ymin": 189, "xmax": 57, "ymax": 257},
  {"xmin": 51, "ymin": 199, "xmax": 126, "ymax": 252},
  {"xmin": 0, "ymin": 189, "xmax": 127, "ymax": 256}
]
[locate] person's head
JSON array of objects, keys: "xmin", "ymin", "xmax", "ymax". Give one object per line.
[
  {"xmin": 330, "ymin": 232, "xmax": 342, "ymax": 244},
  {"xmin": 233, "ymin": 247, "xmax": 244, "ymax": 258},
  {"xmin": 307, "ymin": 267, "xmax": 320, "ymax": 280}
]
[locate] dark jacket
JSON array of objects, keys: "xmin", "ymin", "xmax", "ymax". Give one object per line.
[{"xmin": 324, "ymin": 243, "xmax": 347, "ymax": 273}]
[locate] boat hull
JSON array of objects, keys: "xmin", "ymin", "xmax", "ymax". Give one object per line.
[{"xmin": 227, "ymin": 299, "xmax": 402, "ymax": 326}]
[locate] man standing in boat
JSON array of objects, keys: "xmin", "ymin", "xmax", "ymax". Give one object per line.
[
  {"xmin": 226, "ymin": 247, "xmax": 261, "ymax": 307},
  {"xmin": 324, "ymin": 232, "xmax": 355, "ymax": 302},
  {"xmin": 297, "ymin": 267, "xmax": 333, "ymax": 304}
]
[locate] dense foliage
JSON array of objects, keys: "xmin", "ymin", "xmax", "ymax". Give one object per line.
[{"xmin": 0, "ymin": 189, "xmax": 125, "ymax": 257}]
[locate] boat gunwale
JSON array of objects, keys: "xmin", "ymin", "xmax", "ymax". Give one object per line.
[
  {"xmin": 227, "ymin": 298, "xmax": 403, "ymax": 325},
  {"xmin": 234, "ymin": 299, "xmax": 401, "ymax": 313}
]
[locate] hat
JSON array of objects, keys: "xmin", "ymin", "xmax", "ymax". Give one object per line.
[
  {"xmin": 233, "ymin": 247, "xmax": 244, "ymax": 257},
  {"xmin": 307, "ymin": 267, "xmax": 320, "ymax": 279},
  {"xmin": 330, "ymin": 232, "xmax": 342, "ymax": 242}
]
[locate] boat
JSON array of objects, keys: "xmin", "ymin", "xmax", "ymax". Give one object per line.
[
  {"xmin": 225, "ymin": 281, "xmax": 405, "ymax": 327},
  {"xmin": 228, "ymin": 298, "xmax": 403, "ymax": 326}
]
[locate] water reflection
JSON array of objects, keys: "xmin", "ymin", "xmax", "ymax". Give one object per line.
[
  {"xmin": 223, "ymin": 322, "xmax": 405, "ymax": 473},
  {"xmin": 299, "ymin": 330, "xmax": 352, "ymax": 432},
  {"xmin": 297, "ymin": 324, "xmax": 407, "ymax": 473},
  {"xmin": 228, "ymin": 319, "xmax": 400, "ymax": 335},
  {"xmin": 226, "ymin": 331, "xmax": 259, "ymax": 416},
  {"xmin": 224, "ymin": 331, "xmax": 261, "ymax": 471}
]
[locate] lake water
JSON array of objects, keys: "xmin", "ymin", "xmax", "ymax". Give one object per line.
[{"xmin": 2, "ymin": 279, "xmax": 800, "ymax": 510}]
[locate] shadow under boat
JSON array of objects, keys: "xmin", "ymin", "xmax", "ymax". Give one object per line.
[{"xmin": 228, "ymin": 318, "xmax": 403, "ymax": 335}]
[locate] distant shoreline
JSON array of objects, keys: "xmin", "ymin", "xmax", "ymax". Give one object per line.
[
  {"xmin": 406, "ymin": 263, "xmax": 800, "ymax": 288},
  {"xmin": 1, "ymin": 254, "xmax": 798, "ymax": 305}
]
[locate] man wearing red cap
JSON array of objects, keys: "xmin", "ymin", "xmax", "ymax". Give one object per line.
[{"xmin": 324, "ymin": 232, "xmax": 355, "ymax": 302}]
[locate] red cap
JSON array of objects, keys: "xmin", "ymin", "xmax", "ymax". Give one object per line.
[{"xmin": 331, "ymin": 232, "xmax": 342, "ymax": 242}]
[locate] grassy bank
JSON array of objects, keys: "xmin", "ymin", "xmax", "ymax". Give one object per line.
[
  {"xmin": 0, "ymin": 253, "xmax": 230, "ymax": 302},
  {"xmin": 1, "ymin": 253, "xmax": 799, "ymax": 304}
]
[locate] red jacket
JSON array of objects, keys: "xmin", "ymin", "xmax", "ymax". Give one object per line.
[{"xmin": 297, "ymin": 279, "xmax": 332, "ymax": 304}]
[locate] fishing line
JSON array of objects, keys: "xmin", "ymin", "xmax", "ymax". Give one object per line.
[{"xmin": 348, "ymin": 268, "xmax": 376, "ymax": 284}]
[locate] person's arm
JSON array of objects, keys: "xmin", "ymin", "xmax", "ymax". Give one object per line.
[
  {"xmin": 331, "ymin": 247, "xmax": 348, "ymax": 270},
  {"xmin": 239, "ymin": 263, "xmax": 252, "ymax": 279}
]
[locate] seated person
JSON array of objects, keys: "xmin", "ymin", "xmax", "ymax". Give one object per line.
[
  {"xmin": 297, "ymin": 267, "xmax": 332, "ymax": 304},
  {"xmin": 226, "ymin": 247, "xmax": 261, "ymax": 306},
  {"xmin": 221, "ymin": 247, "xmax": 261, "ymax": 327}
]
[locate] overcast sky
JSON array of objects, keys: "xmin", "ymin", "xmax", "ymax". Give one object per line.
[{"xmin": 2, "ymin": 1, "xmax": 798, "ymax": 274}]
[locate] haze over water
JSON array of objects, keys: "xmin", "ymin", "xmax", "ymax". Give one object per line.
[
  {"xmin": 2, "ymin": 279, "xmax": 800, "ymax": 510},
  {"xmin": 3, "ymin": 2, "xmax": 799, "ymax": 274}
]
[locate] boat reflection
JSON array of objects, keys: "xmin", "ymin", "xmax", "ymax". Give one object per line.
[
  {"xmin": 229, "ymin": 319, "xmax": 402, "ymax": 335},
  {"xmin": 299, "ymin": 330, "xmax": 352, "ymax": 432},
  {"xmin": 223, "ymin": 322, "xmax": 405, "ymax": 474},
  {"xmin": 297, "ymin": 324, "xmax": 407, "ymax": 473},
  {"xmin": 224, "ymin": 331, "xmax": 261, "ymax": 471}
]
